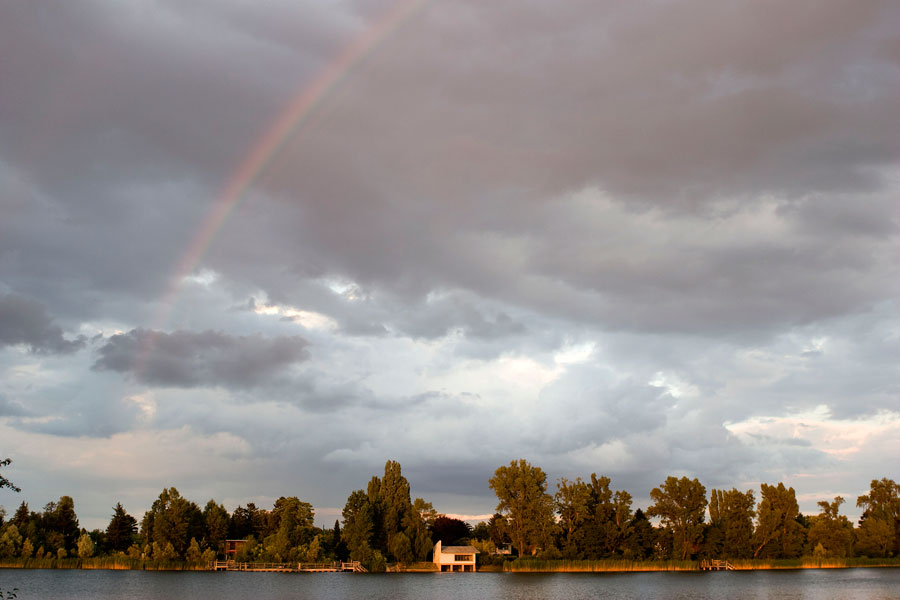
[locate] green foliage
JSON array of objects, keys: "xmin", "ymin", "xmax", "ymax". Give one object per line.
[
  {"xmin": 0, "ymin": 525, "xmax": 22, "ymax": 558},
  {"xmin": 106, "ymin": 503, "xmax": 138, "ymax": 553},
  {"xmin": 202, "ymin": 500, "xmax": 229, "ymax": 553},
  {"xmin": 341, "ymin": 460, "xmax": 432, "ymax": 565},
  {"xmin": 489, "ymin": 459, "xmax": 556, "ymax": 557},
  {"xmin": 806, "ymin": 497, "xmax": 852, "ymax": 558},
  {"xmin": 3, "ymin": 464, "xmax": 899, "ymax": 568},
  {"xmin": 76, "ymin": 532, "xmax": 94, "ymax": 558},
  {"xmin": 388, "ymin": 531, "xmax": 413, "ymax": 564},
  {"xmin": 856, "ymin": 478, "xmax": 900, "ymax": 557},
  {"xmin": 706, "ymin": 488, "xmax": 755, "ymax": 558},
  {"xmin": 20, "ymin": 537, "xmax": 33, "ymax": 559},
  {"xmin": 233, "ymin": 536, "xmax": 257, "ymax": 562},
  {"xmin": 142, "ymin": 488, "xmax": 203, "ymax": 558},
  {"xmin": 623, "ymin": 509, "xmax": 656, "ymax": 559},
  {"xmin": 185, "ymin": 538, "xmax": 202, "ymax": 563},
  {"xmin": 556, "ymin": 474, "xmax": 634, "ymax": 559},
  {"xmin": 430, "ymin": 516, "xmax": 471, "ymax": 546},
  {"xmin": 263, "ymin": 496, "xmax": 316, "ymax": 561},
  {"xmin": 0, "ymin": 458, "xmax": 20, "ymax": 493},
  {"xmin": 752, "ymin": 482, "xmax": 804, "ymax": 559},
  {"xmin": 127, "ymin": 544, "xmax": 142, "ymax": 559},
  {"xmin": 647, "ymin": 476, "xmax": 707, "ymax": 560},
  {"xmin": 43, "ymin": 496, "xmax": 80, "ymax": 553}
]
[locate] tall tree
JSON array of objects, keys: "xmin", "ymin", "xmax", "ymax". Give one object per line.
[
  {"xmin": 42, "ymin": 496, "xmax": 80, "ymax": 553},
  {"xmin": 855, "ymin": 478, "xmax": 900, "ymax": 557},
  {"xmin": 806, "ymin": 496, "xmax": 852, "ymax": 558},
  {"xmin": 265, "ymin": 496, "xmax": 315, "ymax": 561},
  {"xmin": 106, "ymin": 503, "xmax": 138, "ymax": 552},
  {"xmin": 342, "ymin": 489, "xmax": 377, "ymax": 567},
  {"xmin": 489, "ymin": 459, "xmax": 555, "ymax": 557},
  {"xmin": 623, "ymin": 508, "xmax": 656, "ymax": 559},
  {"xmin": 407, "ymin": 498, "xmax": 436, "ymax": 560},
  {"xmin": 555, "ymin": 477, "xmax": 593, "ymax": 558},
  {"xmin": 752, "ymin": 482, "xmax": 803, "ymax": 558},
  {"xmin": 380, "ymin": 461, "xmax": 410, "ymax": 549},
  {"xmin": 341, "ymin": 461, "xmax": 432, "ymax": 567},
  {"xmin": 558, "ymin": 474, "xmax": 633, "ymax": 559},
  {"xmin": 229, "ymin": 505, "xmax": 252, "ymax": 539},
  {"xmin": 141, "ymin": 487, "xmax": 203, "ymax": 557},
  {"xmin": 430, "ymin": 516, "xmax": 471, "ymax": 546},
  {"xmin": 203, "ymin": 500, "xmax": 230, "ymax": 554},
  {"xmin": 707, "ymin": 488, "xmax": 755, "ymax": 558},
  {"xmin": 647, "ymin": 476, "xmax": 707, "ymax": 560}
]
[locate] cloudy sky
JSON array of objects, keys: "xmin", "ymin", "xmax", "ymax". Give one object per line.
[{"xmin": 1, "ymin": 0, "xmax": 899, "ymax": 530}]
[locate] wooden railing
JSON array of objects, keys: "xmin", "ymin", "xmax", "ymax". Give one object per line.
[
  {"xmin": 700, "ymin": 559, "xmax": 734, "ymax": 570},
  {"xmin": 211, "ymin": 560, "xmax": 367, "ymax": 573}
]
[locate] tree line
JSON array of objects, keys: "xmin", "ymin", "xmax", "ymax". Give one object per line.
[
  {"xmin": 0, "ymin": 460, "xmax": 472, "ymax": 569},
  {"xmin": 485, "ymin": 459, "xmax": 900, "ymax": 563},
  {"xmin": 0, "ymin": 458, "xmax": 898, "ymax": 570}
]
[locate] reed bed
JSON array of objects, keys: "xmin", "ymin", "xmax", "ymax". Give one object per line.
[
  {"xmin": 0, "ymin": 557, "xmax": 208, "ymax": 571},
  {"xmin": 727, "ymin": 557, "xmax": 900, "ymax": 570},
  {"xmin": 503, "ymin": 557, "xmax": 900, "ymax": 573},
  {"xmin": 504, "ymin": 559, "xmax": 697, "ymax": 572}
]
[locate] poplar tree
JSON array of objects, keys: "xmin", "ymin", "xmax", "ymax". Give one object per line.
[
  {"xmin": 855, "ymin": 478, "xmax": 900, "ymax": 557},
  {"xmin": 707, "ymin": 488, "xmax": 755, "ymax": 558},
  {"xmin": 752, "ymin": 482, "xmax": 803, "ymax": 558},
  {"xmin": 489, "ymin": 459, "xmax": 555, "ymax": 557},
  {"xmin": 647, "ymin": 476, "xmax": 707, "ymax": 560}
]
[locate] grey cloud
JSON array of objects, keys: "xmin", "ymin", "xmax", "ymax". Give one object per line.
[
  {"xmin": 12, "ymin": 395, "xmax": 145, "ymax": 439},
  {"xmin": 0, "ymin": 293, "xmax": 86, "ymax": 354},
  {"xmin": 93, "ymin": 329, "xmax": 310, "ymax": 389},
  {"xmin": 1, "ymin": 0, "xmax": 899, "ymax": 528},
  {"xmin": 0, "ymin": 394, "xmax": 28, "ymax": 417}
]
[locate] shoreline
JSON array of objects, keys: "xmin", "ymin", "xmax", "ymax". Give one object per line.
[
  {"xmin": 502, "ymin": 557, "xmax": 900, "ymax": 572},
  {"xmin": 2, "ymin": 557, "xmax": 900, "ymax": 573}
]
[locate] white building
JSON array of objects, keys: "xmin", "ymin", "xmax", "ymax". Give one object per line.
[{"xmin": 433, "ymin": 540, "xmax": 478, "ymax": 572}]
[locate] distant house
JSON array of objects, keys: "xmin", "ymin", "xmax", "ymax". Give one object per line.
[
  {"xmin": 433, "ymin": 540, "xmax": 478, "ymax": 572},
  {"xmin": 224, "ymin": 539, "xmax": 249, "ymax": 557}
]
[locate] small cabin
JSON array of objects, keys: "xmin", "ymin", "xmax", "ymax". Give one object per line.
[
  {"xmin": 433, "ymin": 540, "xmax": 478, "ymax": 572},
  {"xmin": 224, "ymin": 539, "xmax": 249, "ymax": 557}
]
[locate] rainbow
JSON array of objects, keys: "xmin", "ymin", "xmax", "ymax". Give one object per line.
[{"xmin": 134, "ymin": 0, "xmax": 426, "ymax": 374}]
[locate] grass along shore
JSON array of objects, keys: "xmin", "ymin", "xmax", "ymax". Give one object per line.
[
  {"xmin": 504, "ymin": 557, "xmax": 900, "ymax": 572},
  {"xmin": 0, "ymin": 557, "xmax": 208, "ymax": 571},
  {"xmin": 3, "ymin": 556, "xmax": 900, "ymax": 572}
]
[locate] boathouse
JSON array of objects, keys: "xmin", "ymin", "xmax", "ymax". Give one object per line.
[
  {"xmin": 433, "ymin": 540, "xmax": 478, "ymax": 572},
  {"xmin": 224, "ymin": 539, "xmax": 249, "ymax": 557}
]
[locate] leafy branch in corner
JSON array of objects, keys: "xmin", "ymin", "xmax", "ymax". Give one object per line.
[{"xmin": 1, "ymin": 457, "xmax": 20, "ymax": 493}]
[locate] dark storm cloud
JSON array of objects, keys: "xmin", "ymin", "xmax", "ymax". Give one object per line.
[
  {"xmin": 0, "ymin": 293, "xmax": 85, "ymax": 354},
  {"xmin": 2, "ymin": 0, "xmax": 899, "ymax": 526},
  {"xmin": 209, "ymin": 0, "xmax": 900, "ymax": 341},
  {"xmin": 93, "ymin": 329, "xmax": 310, "ymax": 389}
]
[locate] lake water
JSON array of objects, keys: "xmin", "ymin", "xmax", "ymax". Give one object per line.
[{"xmin": 1, "ymin": 568, "xmax": 899, "ymax": 600}]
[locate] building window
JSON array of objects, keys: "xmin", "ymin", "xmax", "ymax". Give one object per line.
[{"xmin": 454, "ymin": 555, "xmax": 472, "ymax": 562}]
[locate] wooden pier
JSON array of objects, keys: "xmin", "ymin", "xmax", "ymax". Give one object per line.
[
  {"xmin": 212, "ymin": 560, "xmax": 366, "ymax": 573},
  {"xmin": 700, "ymin": 559, "xmax": 734, "ymax": 571}
]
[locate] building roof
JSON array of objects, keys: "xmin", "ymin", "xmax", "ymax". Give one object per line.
[{"xmin": 440, "ymin": 545, "xmax": 479, "ymax": 554}]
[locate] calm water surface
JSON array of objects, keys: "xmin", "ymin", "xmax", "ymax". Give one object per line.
[{"xmin": 1, "ymin": 568, "xmax": 899, "ymax": 600}]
